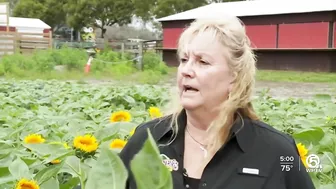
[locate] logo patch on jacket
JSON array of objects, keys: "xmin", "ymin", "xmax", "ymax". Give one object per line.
[{"xmin": 160, "ymin": 154, "xmax": 179, "ymax": 171}]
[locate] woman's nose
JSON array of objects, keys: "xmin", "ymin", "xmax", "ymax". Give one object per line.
[{"xmin": 181, "ymin": 61, "xmax": 195, "ymax": 78}]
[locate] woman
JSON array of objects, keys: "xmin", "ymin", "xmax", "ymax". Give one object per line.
[{"xmin": 119, "ymin": 16, "xmax": 315, "ymax": 189}]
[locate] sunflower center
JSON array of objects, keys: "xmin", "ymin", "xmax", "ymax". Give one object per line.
[
  {"xmin": 21, "ymin": 183, "xmax": 34, "ymax": 189},
  {"xmin": 79, "ymin": 139, "xmax": 93, "ymax": 145},
  {"xmin": 115, "ymin": 115, "xmax": 126, "ymax": 121},
  {"xmin": 28, "ymin": 138, "xmax": 40, "ymax": 143}
]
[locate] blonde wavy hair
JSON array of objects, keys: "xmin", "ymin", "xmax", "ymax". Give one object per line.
[{"xmin": 165, "ymin": 16, "xmax": 260, "ymax": 160}]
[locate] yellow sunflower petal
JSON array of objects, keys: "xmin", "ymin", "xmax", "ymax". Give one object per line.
[
  {"xmin": 129, "ymin": 128, "xmax": 136, "ymax": 136},
  {"xmin": 24, "ymin": 134, "xmax": 45, "ymax": 144},
  {"xmin": 301, "ymin": 156, "xmax": 308, "ymax": 168},
  {"xmin": 16, "ymin": 178, "xmax": 39, "ymax": 189},
  {"xmin": 148, "ymin": 107, "xmax": 162, "ymax": 119},
  {"xmin": 73, "ymin": 134, "xmax": 99, "ymax": 153},
  {"xmin": 110, "ymin": 139, "xmax": 127, "ymax": 149},
  {"xmin": 51, "ymin": 159, "xmax": 61, "ymax": 164},
  {"xmin": 110, "ymin": 111, "xmax": 132, "ymax": 122},
  {"xmin": 297, "ymin": 143, "xmax": 308, "ymax": 157}
]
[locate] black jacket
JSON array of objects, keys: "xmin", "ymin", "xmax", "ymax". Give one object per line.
[{"xmin": 119, "ymin": 109, "xmax": 316, "ymax": 189}]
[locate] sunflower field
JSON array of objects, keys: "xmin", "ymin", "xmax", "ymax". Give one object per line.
[
  {"xmin": 0, "ymin": 79, "xmax": 335, "ymax": 189},
  {"xmin": 0, "ymin": 79, "xmax": 172, "ymax": 189}
]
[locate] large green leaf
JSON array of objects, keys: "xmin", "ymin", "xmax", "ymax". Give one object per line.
[
  {"xmin": 292, "ymin": 127, "xmax": 325, "ymax": 145},
  {"xmin": 34, "ymin": 162, "xmax": 64, "ymax": 185},
  {"xmin": 8, "ymin": 156, "xmax": 32, "ymax": 180},
  {"xmin": 40, "ymin": 177, "xmax": 60, "ymax": 189},
  {"xmin": 130, "ymin": 129, "xmax": 173, "ymax": 189},
  {"xmin": 0, "ymin": 167, "xmax": 16, "ymax": 185},
  {"xmin": 85, "ymin": 147, "xmax": 128, "ymax": 189}
]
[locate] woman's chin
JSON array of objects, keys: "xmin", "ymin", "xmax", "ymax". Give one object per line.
[{"xmin": 180, "ymin": 99, "xmax": 201, "ymax": 110}]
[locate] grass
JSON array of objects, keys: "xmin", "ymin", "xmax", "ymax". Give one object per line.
[
  {"xmin": 0, "ymin": 48, "xmax": 175, "ymax": 85},
  {"xmin": 1, "ymin": 47, "xmax": 336, "ymax": 84},
  {"xmin": 256, "ymin": 70, "xmax": 336, "ymax": 83},
  {"xmin": 163, "ymin": 68, "xmax": 336, "ymax": 84}
]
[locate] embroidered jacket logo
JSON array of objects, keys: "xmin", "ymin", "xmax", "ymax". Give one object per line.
[{"xmin": 160, "ymin": 154, "xmax": 179, "ymax": 171}]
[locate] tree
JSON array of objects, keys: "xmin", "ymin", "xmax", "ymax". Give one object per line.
[
  {"xmin": 12, "ymin": 0, "xmax": 67, "ymax": 32},
  {"xmin": 207, "ymin": 0, "xmax": 243, "ymax": 3},
  {"xmin": 65, "ymin": 0, "xmax": 134, "ymax": 38},
  {"xmin": 133, "ymin": 0, "xmax": 244, "ymax": 21}
]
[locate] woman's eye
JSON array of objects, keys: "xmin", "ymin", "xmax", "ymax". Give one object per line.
[
  {"xmin": 200, "ymin": 60, "xmax": 209, "ymax": 65},
  {"xmin": 180, "ymin": 58, "xmax": 188, "ymax": 63}
]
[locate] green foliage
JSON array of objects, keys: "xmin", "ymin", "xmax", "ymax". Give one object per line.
[
  {"xmin": 0, "ymin": 48, "xmax": 88, "ymax": 76},
  {"xmin": 0, "ymin": 80, "xmax": 172, "ymax": 188},
  {"xmin": 8, "ymin": 0, "xmax": 243, "ymax": 34},
  {"xmin": 0, "ymin": 80, "xmax": 335, "ymax": 188},
  {"xmin": 65, "ymin": 0, "xmax": 134, "ymax": 37},
  {"xmin": 253, "ymin": 90, "xmax": 336, "ymax": 188},
  {"xmin": 12, "ymin": 0, "xmax": 67, "ymax": 29},
  {"xmin": 133, "ymin": 0, "xmax": 208, "ymax": 20},
  {"xmin": 0, "ymin": 48, "xmax": 170, "ymax": 84}
]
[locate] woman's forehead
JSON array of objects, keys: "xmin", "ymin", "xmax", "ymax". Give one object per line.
[{"xmin": 181, "ymin": 34, "xmax": 225, "ymax": 56}]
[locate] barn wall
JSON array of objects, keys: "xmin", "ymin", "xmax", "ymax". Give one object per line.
[
  {"xmin": 334, "ymin": 22, "xmax": 336, "ymax": 47},
  {"xmin": 254, "ymin": 50, "xmax": 333, "ymax": 72},
  {"xmin": 160, "ymin": 11, "xmax": 336, "ymax": 72},
  {"xmin": 162, "ymin": 49, "xmax": 336, "ymax": 72},
  {"xmin": 245, "ymin": 25, "xmax": 277, "ymax": 48},
  {"xmin": 163, "ymin": 50, "xmax": 179, "ymax": 67},
  {"xmin": 278, "ymin": 22, "xmax": 329, "ymax": 48},
  {"xmin": 162, "ymin": 27, "xmax": 185, "ymax": 48}
]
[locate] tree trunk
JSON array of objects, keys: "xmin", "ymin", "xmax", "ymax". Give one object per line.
[{"xmin": 100, "ymin": 27, "xmax": 107, "ymax": 38}]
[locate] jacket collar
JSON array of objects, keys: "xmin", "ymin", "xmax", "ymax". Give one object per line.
[{"xmin": 156, "ymin": 109, "xmax": 255, "ymax": 153}]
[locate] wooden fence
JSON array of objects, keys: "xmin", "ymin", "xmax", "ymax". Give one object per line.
[{"xmin": 0, "ymin": 31, "xmax": 53, "ymax": 58}]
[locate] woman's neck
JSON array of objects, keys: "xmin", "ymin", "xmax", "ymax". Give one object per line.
[{"xmin": 185, "ymin": 108, "xmax": 218, "ymax": 131}]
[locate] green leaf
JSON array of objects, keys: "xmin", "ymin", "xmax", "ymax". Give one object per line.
[
  {"xmin": 60, "ymin": 156, "xmax": 81, "ymax": 177},
  {"xmin": 292, "ymin": 127, "xmax": 325, "ymax": 145},
  {"xmin": 130, "ymin": 129, "xmax": 173, "ymax": 189},
  {"xmin": 40, "ymin": 177, "xmax": 60, "ymax": 189},
  {"xmin": 8, "ymin": 156, "xmax": 32, "ymax": 180},
  {"xmin": 59, "ymin": 177, "xmax": 80, "ymax": 189},
  {"xmin": 85, "ymin": 147, "xmax": 128, "ymax": 189},
  {"xmin": 34, "ymin": 162, "xmax": 64, "ymax": 185},
  {"xmin": 0, "ymin": 167, "xmax": 16, "ymax": 185}
]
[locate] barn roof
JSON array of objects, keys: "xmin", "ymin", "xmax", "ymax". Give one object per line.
[
  {"xmin": 0, "ymin": 17, "xmax": 51, "ymax": 29},
  {"xmin": 156, "ymin": 0, "xmax": 336, "ymax": 22}
]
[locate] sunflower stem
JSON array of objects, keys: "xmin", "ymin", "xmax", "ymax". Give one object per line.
[{"xmin": 79, "ymin": 161, "xmax": 86, "ymax": 189}]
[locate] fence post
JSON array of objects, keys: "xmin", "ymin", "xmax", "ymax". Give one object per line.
[
  {"xmin": 137, "ymin": 41, "xmax": 143, "ymax": 71},
  {"xmin": 121, "ymin": 42, "xmax": 125, "ymax": 58},
  {"xmin": 49, "ymin": 30, "xmax": 53, "ymax": 49}
]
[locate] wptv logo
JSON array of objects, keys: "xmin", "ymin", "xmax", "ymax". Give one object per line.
[{"xmin": 305, "ymin": 154, "xmax": 323, "ymax": 172}]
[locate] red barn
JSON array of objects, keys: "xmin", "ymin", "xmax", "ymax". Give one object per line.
[{"xmin": 157, "ymin": 0, "xmax": 336, "ymax": 72}]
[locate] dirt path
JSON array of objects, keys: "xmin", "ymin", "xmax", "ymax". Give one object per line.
[
  {"xmin": 254, "ymin": 81, "xmax": 336, "ymax": 99},
  {"xmin": 81, "ymin": 78, "xmax": 336, "ymax": 99}
]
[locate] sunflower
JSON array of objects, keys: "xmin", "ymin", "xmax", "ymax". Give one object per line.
[
  {"xmin": 24, "ymin": 134, "xmax": 45, "ymax": 144},
  {"xmin": 148, "ymin": 107, "xmax": 162, "ymax": 119},
  {"xmin": 73, "ymin": 134, "xmax": 99, "ymax": 153},
  {"xmin": 110, "ymin": 139, "xmax": 127, "ymax": 149},
  {"xmin": 110, "ymin": 111, "xmax": 131, "ymax": 122},
  {"xmin": 129, "ymin": 127, "xmax": 136, "ymax": 136},
  {"xmin": 297, "ymin": 143, "xmax": 308, "ymax": 167},
  {"xmin": 15, "ymin": 178, "xmax": 39, "ymax": 189},
  {"xmin": 51, "ymin": 159, "xmax": 61, "ymax": 164}
]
